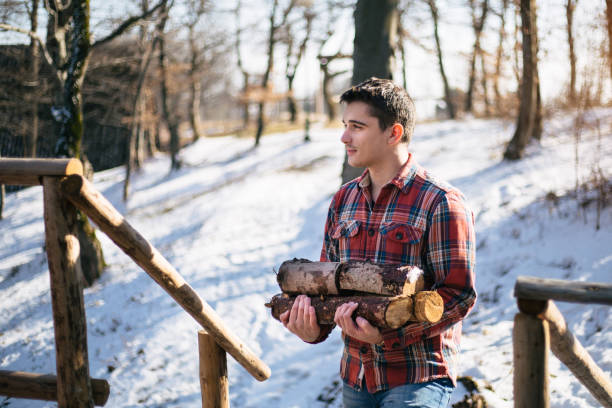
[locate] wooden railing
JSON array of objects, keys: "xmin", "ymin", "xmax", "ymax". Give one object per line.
[
  {"xmin": 0, "ymin": 158, "xmax": 270, "ymax": 407},
  {"xmin": 513, "ymin": 276, "xmax": 612, "ymax": 408}
]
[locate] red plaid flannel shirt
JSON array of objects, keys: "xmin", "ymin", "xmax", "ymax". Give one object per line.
[{"xmin": 316, "ymin": 154, "xmax": 476, "ymax": 393}]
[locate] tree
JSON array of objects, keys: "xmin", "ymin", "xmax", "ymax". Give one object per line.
[
  {"xmin": 566, "ymin": 0, "xmax": 578, "ymax": 103},
  {"xmin": 504, "ymin": 0, "xmax": 542, "ymax": 160},
  {"xmin": 1, "ymin": 0, "xmax": 165, "ymax": 285},
  {"xmin": 254, "ymin": 0, "xmax": 295, "ymax": 147},
  {"xmin": 493, "ymin": 0, "xmax": 509, "ymax": 115},
  {"xmin": 25, "ymin": 0, "xmax": 39, "ymax": 157},
  {"xmin": 341, "ymin": 0, "xmax": 398, "ymax": 184},
  {"xmin": 187, "ymin": 0, "xmax": 206, "ymax": 142},
  {"xmin": 283, "ymin": 6, "xmax": 315, "ymax": 123},
  {"xmin": 157, "ymin": 0, "xmax": 182, "ymax": 170},
  {"xmin": 425, "ymin": 0, "xmax": 456, "ymax": 120},
  {"xmin": 465, "ymin": 0, "xmax": 489, "ymax": 114},
  {"xmin": 605, "ymin": 0, "xmax": 611, "ymax": 81}
]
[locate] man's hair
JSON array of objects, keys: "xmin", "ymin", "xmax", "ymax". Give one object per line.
[{"xmin": 340, "ymin": 77, "xmax": 416, "ymax": 144}]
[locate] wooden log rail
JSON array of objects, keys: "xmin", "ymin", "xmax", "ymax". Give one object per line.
[
  {"xmin": 513, "ymin": 276, "xmax": 612, "ymax": 408},
  {"xmin": 0, "ymin": 158, "xmax": 83, "ymax": 185},
  {"xmin": 60, "ymin": 174, "xmax": 271, "ymax": 382},
  {"xmin": 0, "ymin": 159, "xmax": 270, "ymax": 407},
  {"xmin": 0, "ymin": 371, "xmax": 109, "ymax": 406}
]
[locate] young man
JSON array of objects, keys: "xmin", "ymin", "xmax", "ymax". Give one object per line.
[{"xmin": 280, "ymin": 78, "xmax": 476, "ymax": 408}]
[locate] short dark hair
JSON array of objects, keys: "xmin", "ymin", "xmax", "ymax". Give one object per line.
[{"xmin": 340, "ymin": 77, "xmax": 416, "ymax": 144}]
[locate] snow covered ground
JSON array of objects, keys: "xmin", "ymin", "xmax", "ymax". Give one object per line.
[{"xmin": 1, "ymin": 110, "xmax": 611, "ymax": 407}]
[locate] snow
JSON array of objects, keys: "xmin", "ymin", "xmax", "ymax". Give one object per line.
[{"xmin": 1, "ymin": 111, "xmax": 611, "ymax": 407}]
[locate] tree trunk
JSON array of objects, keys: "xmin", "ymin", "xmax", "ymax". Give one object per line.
[
  {"xmin": 504, "ymin": 0, "xmax": 540, "ymax": 160},
  {"xmin": 124, "ymin": 21, "xmax": 157, "ymax": 202},
  {"xmin": 607, "ymin": 0, "xmax": 612, "ymax": 81},
  {"xmin": 277, "ymin": 260, "xmax": 426, "ymax": 296},
  {"xmin": 25, "ymin": 0, "xmax": 40, "ymax": 158},
  {"xmin": 342, "ymin": 0, "xmax": 398, "ymax": 184},
  {"xmin": 494, "ymin": 0, "xmax": 508, "ymax": 115},
  {"xmin": 480, "ymin": 46, "xmax": 491, "ymax": 116},
  {"xmin": 266, "ymin": 291, "xmax": 443, "ymax": 328},
  {"xmin": 566, "ymin": 0, "xmax": 577, "ymax": 103},
  {"xmin": 189, "ymin": 23, "xmax": 203, "ymax": 142},
  {"xmin": 157, "ymin": 1, "xmax": 181, "ymax": 170},
  {"xmin": 465, "ymin": 0, "xmax": 488, "ymax": 114},
  {"xmin": 45, "ymin": 0, "xmax": 106, "ymax": 287},
  {"xmin": 427, "ymin": 0, "xmax": 455, "ymax": 120},
  {"xmin": 254, "ymin": 0, "xmax": 280, "ymax": 147},
  {"xmin": 287, "ymin": 75, "xmax": 298, "ymax": 123}
]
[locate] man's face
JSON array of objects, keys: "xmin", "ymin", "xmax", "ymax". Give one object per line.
[{"xmin": 341, "ymin": 101, "xmax": 392, "ymax": 170}]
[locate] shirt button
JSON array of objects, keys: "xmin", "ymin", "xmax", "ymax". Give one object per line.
[
  {"xmin": 395, "ymin": 232, "xmax": 403, "ymax": 240},
  {"xmin": 368, "ymin": 228, "xmax": 375, "ymax": 236},
  {"xmin": 360, "ymin": 346, "xmax": 368, "ymax": 354}
]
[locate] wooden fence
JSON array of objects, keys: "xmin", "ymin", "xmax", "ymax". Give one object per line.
[
  {"xmin": 513, "ymin": 275, "xmax": 612, "ymax": 407},
  {"xmin": 0, "ymin": 158, "xmax": 270, "ymax": 407}
]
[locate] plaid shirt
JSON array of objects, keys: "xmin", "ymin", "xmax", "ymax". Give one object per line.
[{"xmin": 317, "ymin": 154, "xmax": 476, "ymax": 393}]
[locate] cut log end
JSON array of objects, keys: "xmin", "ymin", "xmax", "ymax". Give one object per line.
[
  {"xmin": 384, "ymin": 296, "xmax": 413, "ymax": 329},
  {"xmin": 413, "ymin": 291, "xmax": 444, "ymax": 323}
]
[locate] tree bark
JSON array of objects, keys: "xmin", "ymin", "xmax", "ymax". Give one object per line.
[
  {"xmin": 566, "ymin": 0, "xmax": 578, "ymax": 103},
  {"xmin": 427, "ymin": 0, "xmax": 455, "ymax": 120},
  {"xmin": 188, "ymin": 19, "xmax": 204, "ymax": 142},
  {"xmin": 607, "ymin": 0, "xmax": 612, "ymax": 81},
  {"xmin": 25, "ymin": 0, "xmax": 40, "ymax": 158},
  {"xmin": 277, "ymin": 260, "xmax": 426, "ymax": 296},
  {"xmin": 465, "ymin": 0, "xmax": 489, "ymax": 114},
  {"xmin": 254, "ymin": 0, "xmax": 282, "ymax": 147},
  {"xmin": 266, "ymin": 291, "xmax": 443, "ymax": 329},
  {"xmin": 494, "ymin": 0, "xmax": 508, "ymax": 115},
  {"xmin": 341, "ymin": 0, "xmax": 398, "ymax": 184},
  {"xmin": 504, "ymin": 0, "xmax": 540, "ymax": 160},
  {"xmin": 157, "ymin": 0, "xmax": 181, "ymax": 170}
]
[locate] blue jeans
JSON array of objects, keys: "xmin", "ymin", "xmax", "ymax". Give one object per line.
[{"xmin": 342, "ymin": 378, "xmax": 454, "ymax": 408}]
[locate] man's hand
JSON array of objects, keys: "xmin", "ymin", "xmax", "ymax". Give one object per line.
[
  {"xmin": 280, "ymin": 295, "xmax": 321, "ymax": 343},
  {"xmin": 334, "ymin": 302, "xmax": 383, "ymax": 344}
]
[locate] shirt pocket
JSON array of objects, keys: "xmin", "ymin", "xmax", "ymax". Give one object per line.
[
  {"xmin": 379, "ymin": 221, "xmax": 424, "ymax": 262},
  {"xmin": 332, "ymin": 220, "xmax": 361, "ymax": 260}
]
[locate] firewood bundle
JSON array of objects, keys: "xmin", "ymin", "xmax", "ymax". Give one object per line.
[{"xmin": 265, "ymin": 259, "xmax": 444, "ymax": 329}]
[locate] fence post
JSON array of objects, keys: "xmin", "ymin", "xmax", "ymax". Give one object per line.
[
  {"xmin": 198, "ymin": 330, "xmax": 229, "ymax": 408},
  {"xmin": 42, "ymin": 177, "xmax": 94, "ymax": 407},
  {"xmin": 513, "ymin": 309, "xmax": 550, "ymax": 408}
]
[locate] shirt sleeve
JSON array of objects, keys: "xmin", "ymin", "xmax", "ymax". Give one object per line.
[
  {"xmin": 307, "ymin": 197, "xmax": 339, "ymax": 344},
  {"xmin": 379, "ymin": 191, "xmax": 477, "ymax": 349}
]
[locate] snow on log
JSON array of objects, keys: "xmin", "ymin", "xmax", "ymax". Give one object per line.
[
  {"xmin": 265, "ymin": 291, "xmax": 443, "ymax": 329},
  {"xmin": 277, "ymin": 259, "xmax": 426, "ymax": 296}
]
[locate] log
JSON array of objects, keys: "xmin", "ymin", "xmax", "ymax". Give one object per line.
[
  {"xmin": 513, "ymin": 312, "xmax": 550, "ymax": 408},
  {"xmin": 277, "ymin": 259, "xmax": 426, "ymax": 296},
  {"xmin": 515, "ymin": 276, "xmax": 612, "ymax": 305},
  {"xmin": 198, "ymin": 330, "xmax": 229, "ymax": 408},
  {"xmin": 0, "ymin": 158, "xmax": 83, "ymax": 186},
  {"xmin": 42, "ymin": 177, "xmax": 94, "ymax": 408},
  {"xmin": 539, "ymin": 301, "xmax": 612, "ymax": 407},
  {"xmin": 0, "ymin": 371, "xmax": 109, "ymax": 406},
  {"xmin": 60, "ymin": 174, "xmax": 270, "ymax": 382},
  {"xmin": 265, "ymin": 291, "xmax": 443, "ymax": 329}
]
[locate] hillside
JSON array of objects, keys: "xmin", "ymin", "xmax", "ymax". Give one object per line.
[{"xmin": 1, "ymin": 111, "xmax": 611, "ymax": 407}]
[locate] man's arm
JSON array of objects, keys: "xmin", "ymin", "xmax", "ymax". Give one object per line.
[{"xmin": 378, "ymin": 192, "xmax": 477, "ymax": 349}]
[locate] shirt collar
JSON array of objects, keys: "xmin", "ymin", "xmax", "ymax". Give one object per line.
[{"xmin": 356, "ymin": 153, "xmax": 419, "ymax": 194}]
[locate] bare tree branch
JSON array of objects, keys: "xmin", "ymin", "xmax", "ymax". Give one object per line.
[
  {"xmin": 92, "ymin": 0, "xmax": 165, "ymax": 49},
  {"xmin": 0, "ymin": 22, "xmax": 63, "ymax": 84}
]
